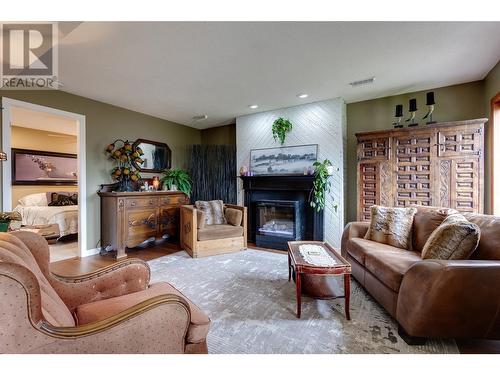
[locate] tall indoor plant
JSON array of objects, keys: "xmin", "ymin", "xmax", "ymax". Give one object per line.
[
  {"xmin": 160, "ymin": 168, "xmax": 192, "ymax": 197},
  {"xmin": 309, "ymin": 159, "xmax": 337, "ymax": 212}
]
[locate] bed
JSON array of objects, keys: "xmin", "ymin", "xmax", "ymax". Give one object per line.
[{"xmin": 13, "ymin": 192, "xmax": 78, "ymax": 238}]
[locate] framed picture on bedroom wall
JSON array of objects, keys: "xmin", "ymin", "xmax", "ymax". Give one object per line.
[{"xmin": 12, "ymin": 149, "xmax": 78, "ymax": 185}]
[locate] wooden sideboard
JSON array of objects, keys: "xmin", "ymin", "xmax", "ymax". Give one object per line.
[
  {"xmin": 98, "ymin": 190, "xmax": 189, "ymax": 259},
  {"xmin": 356, "ymin": 118, "xmax": 487, "ymax": 221}
]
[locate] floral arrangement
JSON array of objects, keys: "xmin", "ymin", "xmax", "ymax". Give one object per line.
[
  {"xmin": 105, "ymin": 140, "xmax": 144, "ymax": 191},
  {"xmin": 0, "ymin": 211, "xmax": 22, "ymax": 232}
]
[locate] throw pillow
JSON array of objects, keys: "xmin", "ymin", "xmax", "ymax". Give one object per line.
[
  {"xmin": 421, "ymin": 214, "xmax": 480, "ymax": 260},
  {"xmin": 364, "ymin": 205, "xmax": 417, "ymax": 250},
  {"xmin": 225, "ymin": 207, "xmax": 242, "ymax": 226},
  {"xmin": 18, "ymin": 192, "xmax": 48, "ymax": 206},
  {"xmin": 411, "ymin": 206, "xmax": 459, "ymax": 252},
  {"xmin": 195, "ymin": 200, "xmax": 227, "ymax": 225},
  {"xmin": 48, "ymin": 194, "xmax": 77, "ymax": 207}
]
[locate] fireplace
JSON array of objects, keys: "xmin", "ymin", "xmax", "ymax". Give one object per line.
[
  {"xmin": 255, "ymin": 200, "xmax": 303, "ymax": 249},
  {"xmin": 240, "ymin": 175, "xmax": 324, "ymax": 250}
]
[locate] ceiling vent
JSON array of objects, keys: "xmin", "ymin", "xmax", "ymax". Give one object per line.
[
  {"xmin": 349, "ymin": 77, "xmax": 375, "ymax": 87},
  {"xmin": 192, "ymin": 115, "xmax": 208, "ymax": 121}
]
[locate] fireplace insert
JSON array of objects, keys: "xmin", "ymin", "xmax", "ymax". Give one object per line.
[{"xmin": 255, "ymin": 199, "xmax": 303, "ymax": 250}]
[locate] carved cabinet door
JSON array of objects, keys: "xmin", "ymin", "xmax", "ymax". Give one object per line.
[
  {"xmin": 392, "ymin": 131, "xmax": 434, "ymax": 207},
  {"xmin": 436, "ymin": 126, "xmax": 483, "ymax": 158}
]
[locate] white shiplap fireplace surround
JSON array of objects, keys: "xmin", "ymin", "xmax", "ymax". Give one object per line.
[{"xmin": 236, "ymin": 98, "xmax": 347, "ymax": 247}]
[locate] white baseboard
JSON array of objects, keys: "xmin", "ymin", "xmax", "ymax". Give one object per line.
[{"xmin": 81, "ymin": 247, "xmax": 100, "ymax": 258}]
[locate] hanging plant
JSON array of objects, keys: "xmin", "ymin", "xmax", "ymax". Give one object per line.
[
  {"xmin": 309, "ymin": 159, "xmax": 338, "ymax": 213},
  {"xmin": 272, "ymin": 117, "xmax": 293, "ymax": 145}
]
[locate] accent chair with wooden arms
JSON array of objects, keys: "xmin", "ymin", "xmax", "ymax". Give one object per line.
[
  {"xmin": 180, "ymin": 203, "xmax": 247, "ymax": 258},
  {"xmin": 0, "ymin": 231, "xmax": 210, "ymax": 354}
]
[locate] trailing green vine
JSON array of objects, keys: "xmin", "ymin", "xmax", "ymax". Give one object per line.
[
  {"xmin": 272, "ymin": 117, "xmax": 293, "ymax": 145},
  {"xmin": 309, "ymin": 159, "xmax": 337, "ymax": 213}
]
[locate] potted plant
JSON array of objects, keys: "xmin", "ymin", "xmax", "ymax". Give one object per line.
[
  {"xmin": 272, "ymin": 117, "xmax": 293, "ymax": 145},
  {"xmin": 160, "ymin": 168, "xmax": 192, "ymax": 197},
  {"xmin": 105, "ymin": 139, "xmax": 143, "ymax": 191},
  {"xmin": 309, "ymin": 159, "xmax": 338, "ymax": 213},
  {"xmin": 0, "ymin": 211, "xmax": 22, "ymax": 232}
]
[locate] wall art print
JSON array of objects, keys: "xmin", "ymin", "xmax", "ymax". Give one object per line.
[
  {"xmin": 12, "ymin": 148, "xmax": 78, "ymax": 185},
  {"xmin": 250, "ymin": 144, "xmax": 318, "ymax": 175}
]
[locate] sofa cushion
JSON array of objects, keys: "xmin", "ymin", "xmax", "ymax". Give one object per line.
[
  {"xmin": 364, "ymin": 205, "xmax": 417, "ymax": 250},
  {"xmin": 364, "ymin": 247, "xmax": 421, "ymax": 292},
  {"xmin": 422, "ymin": 214, "xmax": 480, "ymax": 260},
  {"xmin": 411, "ymin": 206, "xmax": 459, "ymax": 252},
  {"xmin": 195, "ymin": 200, "xmax": 227, "ymax": 225},
  {"xmin": 74, "ymin": 282, "xmax": 210, "ymax": 344},
  {"xmin": 225, "ymin": 207, "xmax": 242, "ymax": 226},
  {"xmin": 0, "ymin": 233, "xmax": 75, "ymax": 327},
  {"xmin": 346, "ymin": 238, "xmax": 403, "ymax": 266},
  {"xmin": 197, "ymin": 224, "xmax": 243, "ymax": 241},
  {"xmin": 464, "ymin": 213, "xmax": 500, "ymax": 260}
]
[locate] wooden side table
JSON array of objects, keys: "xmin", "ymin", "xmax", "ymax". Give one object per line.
[{"xmin": 287, "ymin": 241, "xmax": 352, "ymax": 319}]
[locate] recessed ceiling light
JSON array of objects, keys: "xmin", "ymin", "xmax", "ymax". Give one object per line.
[
  {"xmin": 192, "ymin": 115, "xmax": 208, "ymax": 121},
  {"xmin": 297, "ymin": 93, "xmax": 308, "ymax": 99},
  {"xmin": 349, "ymin": 77, "xmax": 376, "ymax": 87},
  {"xmin": 248, "ymin": 104, "xmax": 259, "ymax": 109}
]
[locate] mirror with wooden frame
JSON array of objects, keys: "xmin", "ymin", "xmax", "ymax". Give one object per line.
[{"xmin": 132, "ymin": 139, "xmax": 171, "ymax": 173}]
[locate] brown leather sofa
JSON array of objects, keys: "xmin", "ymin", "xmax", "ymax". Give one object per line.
[
  {"xmin": 341, "ymin": 206, "xmax": 500, "ymax": 343},
  {"xmin": 0, "ymin": 231, "xmax": 210, "ymax": 354}
]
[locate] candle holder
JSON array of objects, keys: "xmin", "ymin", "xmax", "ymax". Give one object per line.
[
  {"xmin": 393, "ymin": 104, "xmax": 404, "ymax": 128},
  {"xmin": 406, "ymin": 98, "xmax": 418, "ymax": 127},
  {"xmin": 423, "ymin": 91, "xmax": 436, "ymax": 124}
]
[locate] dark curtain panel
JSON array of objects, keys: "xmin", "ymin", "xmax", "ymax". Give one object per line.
[{"xmin": 188, "ymin": 144, "xmax": 237, "ymax": 204}]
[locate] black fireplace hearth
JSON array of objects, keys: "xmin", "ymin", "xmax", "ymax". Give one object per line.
[{"xmin": 240, "ymin": 175, "xmax": 324, "ymax": 250}]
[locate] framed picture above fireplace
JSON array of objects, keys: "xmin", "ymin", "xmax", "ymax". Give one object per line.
[{"xmin": 250, "ymin": 144, "xmax": 318, "ymax": 176}]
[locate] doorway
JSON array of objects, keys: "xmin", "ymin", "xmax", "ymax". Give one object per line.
[
  {"xmin": 492, "ymin": 93, "xmax": 500, "ymax": 215},
  {"xmin": 2, "ymin": 98, "xmax": 86, "ymax": 260}
]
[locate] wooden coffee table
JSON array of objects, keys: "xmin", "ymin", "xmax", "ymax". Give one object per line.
[{"xmin": 287, "ymin": 241, "xmax": 351, "ymax": 319}]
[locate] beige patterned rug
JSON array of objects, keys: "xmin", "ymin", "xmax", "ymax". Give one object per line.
[{"xmin": 148, "ymin": 249, "xmax": 458, "ymax": 354}]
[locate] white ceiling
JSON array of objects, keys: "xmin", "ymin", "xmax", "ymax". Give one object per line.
[
  {"xmin": 11, "ymin": 106, "xmax": 78, "ymax": 135},
  {"xmin": 58, "ymin": 22, "xmax": 500, "ymax": 129}
]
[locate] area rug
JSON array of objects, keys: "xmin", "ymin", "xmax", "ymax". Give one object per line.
[{"xmin": 148, "ymin": 249, "xmax": 458, "ymax": 354}]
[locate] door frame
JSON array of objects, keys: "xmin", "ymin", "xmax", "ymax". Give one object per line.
[
  {"xmin": 491, "ymin": 92, "xmax": 500, "ymax": 215},
  {"xmin": 2, "ymin": 97, "xmax": 87, "ymax": 257}
]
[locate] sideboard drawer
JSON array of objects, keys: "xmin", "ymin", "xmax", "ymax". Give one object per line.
[
  {"xmin": 160, "ymin": 195, "xmax": 189, "ymax": 206},
  {"xmin": 125, "ymin": 209, "xmax": 157, "ymax": 248},
  {"xmin": 126, "ymin": 197, "xmax": 158, "ymax": 209}
]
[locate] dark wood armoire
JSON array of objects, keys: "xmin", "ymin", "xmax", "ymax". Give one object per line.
[{"xmin": 356, "ymin": 118, "xmax": 487, "ymax": 221}]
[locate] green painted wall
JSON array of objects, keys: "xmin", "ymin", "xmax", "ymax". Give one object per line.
[
  {"xmin": 201, "ymin": 124, "xmax": 236, "ymax": 145},
  {"xmin": 0, "ymin": 90, "xmax": 201, "ymax": 251},
  {"xmin": 345, "ymin": 81, "xmax": 487, "ymax": 223}
]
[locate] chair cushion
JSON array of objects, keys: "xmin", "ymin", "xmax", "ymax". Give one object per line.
[
  {"xmin": 0, "ymin": 233, "xmax": 75, "ymax": 327},
  {"xmin": 74, "ymin": 282, "xmax": 210, "ymax": 344},
  {"xmin": 422, "ymin": 214, "xmax": 480, "ymax": 260},
  {"xmin": 225, "ymin": 207, "xmax": 242, "ymax": 226},
  {"xmin": 364, "ymin": 205, "xmax": 417, "ymax": 250},
  {"xmin": 197, "ymin": 224, "xmax": 243, "ymax": 241},
  {"xmin": 364, "ymin": 247, "xmax": 421, "ymax": 292},
  {"xmin": 195, "ymin": 200, "xmax": 226, "ymax": 225},
  {"xmin": 411, "ymin": 206, "xmax": 459, "ymax": 252}
]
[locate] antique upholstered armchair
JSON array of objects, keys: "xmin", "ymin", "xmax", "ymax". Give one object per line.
[
  {"xmin": 0, "ymin": 231, "xmax": 210, "ymax": 354},
  {"xmin": 180, "ymin": 203, "xmax": 247, "ymax": 258}
]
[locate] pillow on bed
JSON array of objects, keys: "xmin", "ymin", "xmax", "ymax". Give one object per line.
[
  {"xmin": 18, "ymin": 193, "xmax": 48, "ymax": 206},
  {"xmin": 47, "ymin": 191, "xmax": 78, "ymax": 205},
  {"xmin": 48, "ymin": 194, "xmax": 77, "ymax": 206}
]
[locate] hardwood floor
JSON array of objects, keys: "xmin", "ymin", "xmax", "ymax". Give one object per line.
[{"xmin": 49, "ymin": 243, "xmax": 500, "ymax": 354}]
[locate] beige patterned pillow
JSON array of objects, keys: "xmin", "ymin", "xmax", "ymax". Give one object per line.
[
  {"xmin": 364, "ymin": 205, "xmax": 417, "ymax": 250},
  {"xmin": 195, "ymin": 200, "xmax": 227, "ymax": 225},
  {"xmin": 421, "ymin": 214, "xmax": 480, "ymax": 260}
]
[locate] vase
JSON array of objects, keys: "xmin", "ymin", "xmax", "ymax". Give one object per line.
[
  {"xmin": 170, "ymin": 184, "xmax": 178, "ymax": 191},
  {"xmin": 0, "ymin": 221, "xmax": 10, "ymax": 232},
  {"xmin": 118, "ymin": 178, "xmax": 133, "ymax": 192}
]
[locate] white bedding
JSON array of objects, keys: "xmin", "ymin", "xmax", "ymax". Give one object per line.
[{"xmin": 14, "ymin": 205, "xmax": 78, "ymax": 237}]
